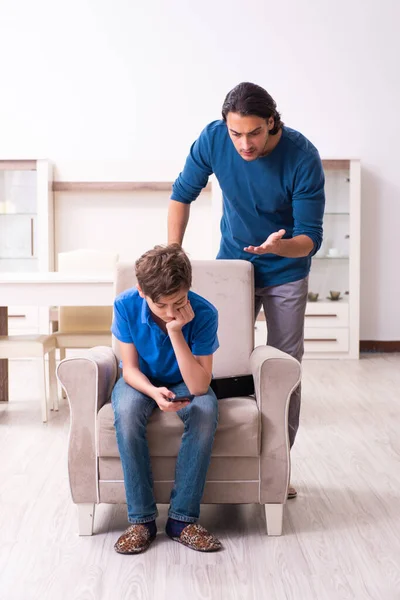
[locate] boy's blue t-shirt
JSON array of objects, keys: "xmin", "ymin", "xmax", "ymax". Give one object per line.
[
  {"xmin": 111, "ymin": 288, "xmax": 219, "ymax": 384},
  {"xmin": 171, "ymin": 121, "xmax": 325, "ymax": 288}
]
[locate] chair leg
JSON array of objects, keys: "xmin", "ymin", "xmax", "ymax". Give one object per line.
[
  {"xmin": 48, "ymin": 349, "xmax": 58, "ymax": 411},
  {"xmin": 264, "ymin": 504, "xmax": 284, "ymax": 536},
  {"xmin": 39, "ymin": 357, "xmax": 48, "ymax": 423},
  {"xmin": 59, "ymin": 348, "xmax": 67, "ymax": 399},
  {"xmin": 77, "ymin": 503, "xmax": 95, "ymax": 536}
]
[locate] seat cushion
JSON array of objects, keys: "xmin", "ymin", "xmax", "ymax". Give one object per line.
[{"xmin": 97, "ymin": 396, "xmax": 260, "ymax": 458}]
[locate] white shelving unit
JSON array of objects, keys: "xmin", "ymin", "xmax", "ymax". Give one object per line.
[
  {"xmin": 304, "ymin": 159, "xmax": 361, "ymax": 359},
  {"xmin": 213, "ymin": 160, "xmax": 361, "ymax": 359},
  {"xmin": 0, "ymin": 160, "xmax": 54, "ymax": 334}
]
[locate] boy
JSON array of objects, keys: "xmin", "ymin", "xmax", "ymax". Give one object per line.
[{"xmin": 111, "ymin": 244, "xmax": 221, "ymax": 554}]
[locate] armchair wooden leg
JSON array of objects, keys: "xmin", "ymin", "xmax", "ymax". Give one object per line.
[
  {"xmin": 264, "ymin": 504, "xmax": 284, "ymax": 536},
  {"xmin": 77, "ymin": 503, "xmax": 95, "ymax": 536}
]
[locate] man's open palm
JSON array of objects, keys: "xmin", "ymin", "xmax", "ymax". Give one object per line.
[{"xmin": 244, "ymin": 229, "xmax": 286, "ymax": 255}]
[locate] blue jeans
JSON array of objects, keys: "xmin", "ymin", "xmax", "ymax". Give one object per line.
[{"xmin": 111, "ymin": 377, "xmax": 218, "ymax": 524}]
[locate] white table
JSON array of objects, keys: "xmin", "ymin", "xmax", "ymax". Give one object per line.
[{"xmin": 0, "ymin": 272, "xmax": 115, "ymax": 401}]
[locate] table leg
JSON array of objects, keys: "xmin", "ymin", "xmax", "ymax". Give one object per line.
[{"xmin": 0, "ymin": 307, "xmax": 8, "ymax": 402}]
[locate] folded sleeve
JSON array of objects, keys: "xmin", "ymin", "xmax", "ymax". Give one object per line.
[
  {"xmin": 292, "ymin": 153, "xmax": 325, "ymax": 256},
  {"xmin": 191, "ymin": 308, "xmax": 219, "ymax": 356},
  {"xmin": 171, "ymin": 127, "xmax": 214, "ymax": 204}
]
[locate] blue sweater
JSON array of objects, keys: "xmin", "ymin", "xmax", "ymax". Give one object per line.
[{"xmin": 171, "ymin": 121, "xmax": 325, "ymax": 287}]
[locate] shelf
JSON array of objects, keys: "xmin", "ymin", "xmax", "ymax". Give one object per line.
[
  {"xmin": 313, "ymin": 256, "xmax": 349, "ymax": 260},
  {"xmin": 0, "ymin": 160, "xmax": 37, "ymax": 171},
  {"xmin": 307, "ymin": 298, "xmax": 349, "ymax": 305},
  {"xmin": 321, "ymin": 159, "xmax": 351, "ymax": 170},
  {"xmin": 324, "ymin": 212, "xmax": 350, "ymax": 216},
  {"xmin": 0, "ymin": 213, "xmax": 36, "ymax": 216},
  {"xmin": 256, "ymin": 297, "xmax": 350, "ymax": 320},
  {"xmin": 52, "ymin": 181, "xmax": 212, "ymax": 192}
]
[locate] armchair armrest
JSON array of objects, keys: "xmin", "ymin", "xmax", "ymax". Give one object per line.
[
  {"xmin": 250, "ymin": 345, "xmax": 301, "ymax": 504},
  {"xmin": 56, "ymin": 346, "xmax": 118, "ymax": 504}
]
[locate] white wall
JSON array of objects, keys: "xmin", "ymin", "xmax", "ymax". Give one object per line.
[
  {"xmin": 54, "ymin": 189, "xmax": 213, "ymax": 261},
  {"xmin": 0, "ymin": 0, "xmax": 399, "ymax": 340}
]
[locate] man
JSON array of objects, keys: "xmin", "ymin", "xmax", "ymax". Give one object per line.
[{"xmin": 168, "ymin": 82, "xmax": 325, "ymax": 498}]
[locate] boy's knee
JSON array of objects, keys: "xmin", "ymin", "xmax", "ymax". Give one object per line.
[
  {"xmin": 115, "ymin": 400, "xmax": 143, "ymax": 424},
  {"xmin": 186, "ymin": 390, "xmax": 218, "ymax": 431},
  {"xmin": 112, "ymin": 383, "xmax": 151, "ymax": 427}
]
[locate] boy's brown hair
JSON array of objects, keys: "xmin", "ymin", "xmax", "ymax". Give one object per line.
[{"xmin": 135, "ymin": 244, "xmax": 192, "ymax": 302}]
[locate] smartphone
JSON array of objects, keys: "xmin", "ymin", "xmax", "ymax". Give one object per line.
[{"xmin": 169, "ymin": 394, "xmax": 195, "ymax": 403}]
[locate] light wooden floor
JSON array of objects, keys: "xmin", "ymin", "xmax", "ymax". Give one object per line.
[{"xmin": 1, "ymin": 354, "xmax": 400, "ymax": 600}]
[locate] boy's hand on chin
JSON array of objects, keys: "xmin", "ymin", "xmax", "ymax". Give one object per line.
[
  {"xmin": 152, "ymin": 386, "xmax": 190, "ymax": 412},
  {"xmin": 166, "ymin": 301, "xmax": 195, "ymax": 333}
]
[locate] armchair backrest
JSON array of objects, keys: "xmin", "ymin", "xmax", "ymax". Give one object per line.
[{"xmin": 113, "ymin": 259, "xmax": 254, "ymax": 378}]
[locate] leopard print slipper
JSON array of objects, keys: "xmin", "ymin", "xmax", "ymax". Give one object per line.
[
  {"xmin": 168, "ymin": 523, "xmax": 222, "ymax": 552},
  {"xmin": 114, "ymin": 524, "xmax": 156, "ymax": 555}
]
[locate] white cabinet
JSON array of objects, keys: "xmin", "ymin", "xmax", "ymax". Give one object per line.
[
  {"xmin": 0, "ymin": 160, "xmax": 54, "ymax": 334},
  {"xmin": 0, "ymin": 215, "xmax": 37, "ymax": 258},
  {"xmin": 247, "ymin": 160, "xmax": 361, "ymax": 360},
  {"xmin": 7, "ymin": 305, "xmax": 41, "ymax": 334},
  {"xmin": 306, "ymin": 159, "xmax": 361, "ymax": 358}
]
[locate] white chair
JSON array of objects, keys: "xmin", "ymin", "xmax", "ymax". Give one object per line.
[
  {"xmin": 0, "ymin": 334, "xmax": 58, "ymax": 422},
  {"xmin": 53, "ymin": 249, "xmax": 119, "ymax": 363}
]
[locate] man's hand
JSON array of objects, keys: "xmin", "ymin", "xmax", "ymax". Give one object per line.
[
  {"xmin": 244, "ymin": 229, "xmax": 286, "ymax": 255},
  {"xmin": 166, "ymin": 301, "xmax": 195, "ymax": 334},
  {"xmin": 151, "ymin": 386, "xmax": 190, "ymax": 412}
]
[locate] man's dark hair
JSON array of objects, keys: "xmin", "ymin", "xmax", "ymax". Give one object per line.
[
  {"xmin": 222, "ymin": 82, "xmax": 283, "ymax": 135},
  {"xmin": 135, "ymin": 244, "xmax": 192, "ymax": 302}
]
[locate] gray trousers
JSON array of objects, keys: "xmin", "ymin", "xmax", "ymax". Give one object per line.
[{"xmin": 254, "ymin": 276, "xmax": 308, "ymax": 448}]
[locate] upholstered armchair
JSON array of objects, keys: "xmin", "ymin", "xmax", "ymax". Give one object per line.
[{"xmin": 57, "ymin": 260, "xmax": 301, "ymax": 536}]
